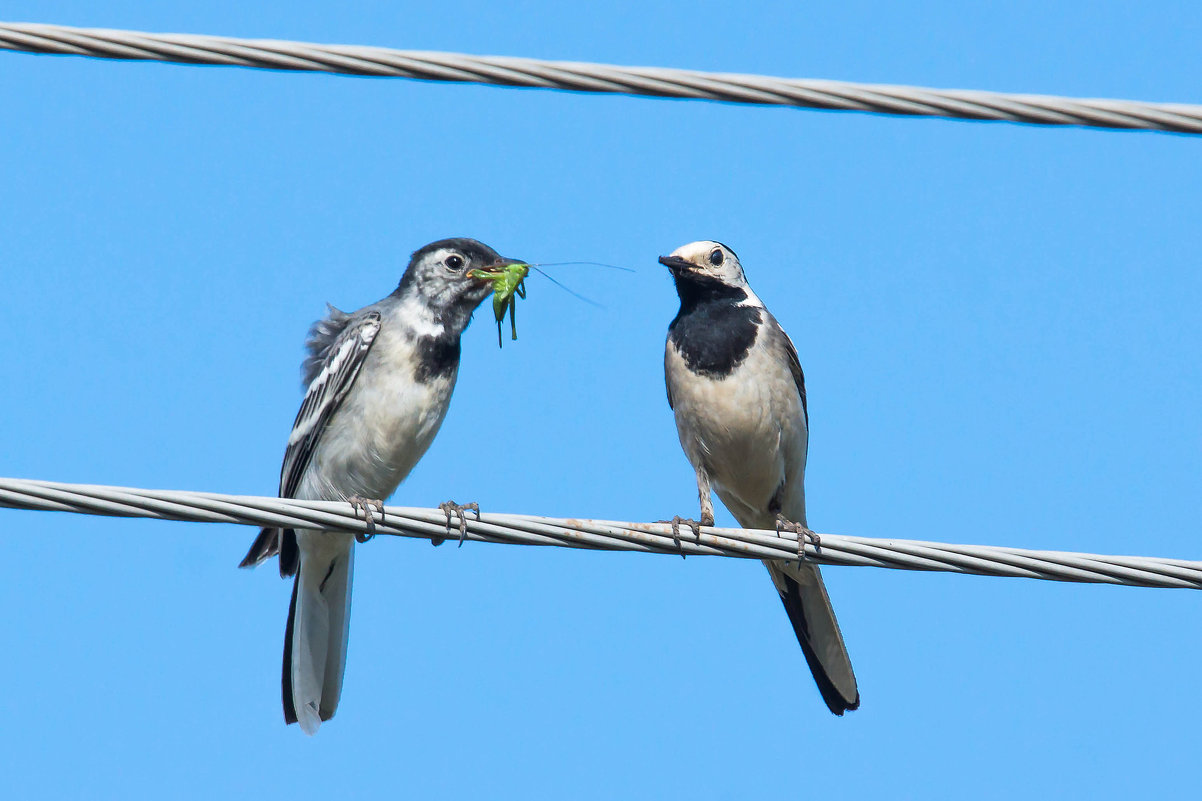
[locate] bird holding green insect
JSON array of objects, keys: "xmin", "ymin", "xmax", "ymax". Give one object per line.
[
  {"xmin": 468, "ymin": 261, "xmax": 529, "ymax": 347},
  {"xmin": 468, "ymin": 259, "xmax": 633, "ymax": 347}
]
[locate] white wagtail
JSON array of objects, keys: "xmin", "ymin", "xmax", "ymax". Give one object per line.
[
  {"xmin": 240, "ymin": 238, "xmax": 524, "ymax": 734},
  {"xmin": 659, "ymin": 240, "xmax": 859, "ymax": 715}
]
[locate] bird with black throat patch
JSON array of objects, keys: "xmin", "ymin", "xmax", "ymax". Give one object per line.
[
  {"xmin": 659, "ymin": 240, "xmax": 859, "ymax": 715},
  {"xmin": 240, "ymin": 237, "xmax": 526, "ymax": 734}
]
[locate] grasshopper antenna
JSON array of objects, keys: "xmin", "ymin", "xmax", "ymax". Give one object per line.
[
  {"xmin": 528, "ymin": 266, "xmax": 604, "ymax": 308},
  {"xmin": 529, "ymin": 261, "xmax": 635, "ymax": 273}
]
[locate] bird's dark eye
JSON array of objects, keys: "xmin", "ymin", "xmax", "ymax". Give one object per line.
[
  {"xmin": 708, "ymin": 249, "xmax": 724, "ymax": 266},
  {"xmin": 445, "ymin": 254, "xmax": 465, "ymax": 270}
]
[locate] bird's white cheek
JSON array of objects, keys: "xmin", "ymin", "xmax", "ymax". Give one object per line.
[{"xmin": 396, "ymin": 295, "xmax": 446, "ymax": 339}]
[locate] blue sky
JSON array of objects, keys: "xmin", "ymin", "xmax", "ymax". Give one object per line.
[{"xmin": 3, "ymin": 2, "xmax": 1201, "ymax": 799}]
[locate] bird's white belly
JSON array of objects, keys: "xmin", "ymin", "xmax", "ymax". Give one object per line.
[
  {"xmin": 667, "ymin": 343, "xmax": 807, "ymax": 524},
  {"xmin": 301, "ymin": 341, "xmax": 457, "ymax": 503}
]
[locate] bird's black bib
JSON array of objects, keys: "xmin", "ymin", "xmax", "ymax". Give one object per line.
[
  {"xmin": 668, "ymin": 282, "xmax": 762, "ymax": 379},
  {"xmin": 413, "ymin": 333, "xmax": 461, "ymax": 382}
]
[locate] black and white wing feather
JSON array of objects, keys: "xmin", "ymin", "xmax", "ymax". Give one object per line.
[
  {"xmin": 279, "ymin": 309, "xmax": 382, "ymax": 499},
  {"xmin": 239, "ymin": 308, "xmax": 382, "ymax": 573}
]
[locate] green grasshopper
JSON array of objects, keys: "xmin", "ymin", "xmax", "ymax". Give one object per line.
[
  {"xmin": 468, "ymin": 261, "xmax": 530, "ymax": 347},
  {"xmin": 468, "ymin": 259, "xmax": 628, "ymax": 348}
]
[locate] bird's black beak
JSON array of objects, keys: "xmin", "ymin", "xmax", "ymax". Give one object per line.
[{"xmin": 659, "ymin": 255, "xmax": 692, "ymax": 274}]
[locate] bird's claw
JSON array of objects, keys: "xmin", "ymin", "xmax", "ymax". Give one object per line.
[
  {"xmin": 775, "ymin": 514, "xmax": 819, "ymax": 562},
  {"xmin": 438, "ymin": 500, "xmax": 480, "ymax": 548},
  {"xmin": 349, "ymin": 496, "xmax": 385, "ymax": 543},
  {"xmin": 656, "ymin": 515, "xmax": 704, "ymax": 559}
]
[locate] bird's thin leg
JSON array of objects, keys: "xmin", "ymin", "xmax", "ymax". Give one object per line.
[
  {"xmin": 438, "ymin": 500, "xmax": 480, "ymax": 548},
  {"xmin": 657, "ymin": 469, "xmax": 711, "ymax": 558},
  {"xmin": 457, "ymin": 502, "xmax": 480, "ymax": 547},
  {"xmin": 654, "ymin": 516, "xmax": 703, "ymax": 558},
  {"xmin": 775, "ymin": 513, "xmax": 820, "ymax": 562},
  {"xmin": 696, "ymin": 470, "xmax": 715, "ymax": 529},
  {"xmin": 348, "ymin": 495, "xmax": 385, "ymax": 543}
]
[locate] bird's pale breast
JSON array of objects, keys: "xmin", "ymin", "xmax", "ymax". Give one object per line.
[
  {"xmin": 667, "ymin": 337, "xmax": 808, "ymax": 526},
  {"xmin": 301, "ymin": 322, "xmax": 457, "ymax": 503}
]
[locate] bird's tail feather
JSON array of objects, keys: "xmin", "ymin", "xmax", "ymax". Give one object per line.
[
  {"xmin": 240, "ymin": 527, "xmax": 299, "ymax": 577},
  {"xmin": 283, "ymin": 543, "xmax": 354, "ymax": 734},
  {"xmin": 765, "ymin": 560, "xmax": 859, "ymax": 715},
  {"xmin": 239, "ymin": 527, "xmax": 280, "ymax": 569}
]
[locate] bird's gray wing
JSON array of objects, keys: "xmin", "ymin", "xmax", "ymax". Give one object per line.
[
  {"xmin": 239, "ymin": 308, "xmax": 382, "ymax": 573},
  {"xmin": 771, "ymin": 318, "xmax": 807, "ymax": 427},
  {"xmin": 279, "ymin": 309, "xmax": 382, "ymax": 499},
  {"xmin": 760, "ymin": 316, "xmax": 858, "ymax": 713},
  {"xmin": 664, "ymin": 346, "xmax": 676, "ymax": 410}
]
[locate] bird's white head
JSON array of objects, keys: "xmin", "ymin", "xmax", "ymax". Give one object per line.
[{"xmin": 658, "ymin": 240, "xmax": 749, "ymax": 291}]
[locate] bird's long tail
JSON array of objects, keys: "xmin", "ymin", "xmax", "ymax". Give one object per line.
[
  {"xmin": 764, "ymin": 560, "xmax": 859, "ymax": 715},
  {"xmin": 283, "ymin": 539, "xmax": 355, "ymax": 734}
]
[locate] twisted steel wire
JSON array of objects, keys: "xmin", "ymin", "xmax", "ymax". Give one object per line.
[
  {"xmin": 2, "ymin": 22, "xmax": 1201, "ymax": 134},
  {"xmin": 2, "ymin": 477, "xmax": 1199, "ymax": 589}
]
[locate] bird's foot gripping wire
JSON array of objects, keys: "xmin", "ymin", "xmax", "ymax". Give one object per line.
[
  {"xmin": 437, "ymin": 501, "xmax": 480, "ymax": 548},
  {"xmin": 348, "ymin": 496, "xmax": 385, "ymax": 543},
  {"xmin": 775, "ymin": 514, "xmax": 819, "ymax": 562},
  {"xmin": 655, "ymin": 516, "xmax": 705, "ymax": 559}
]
